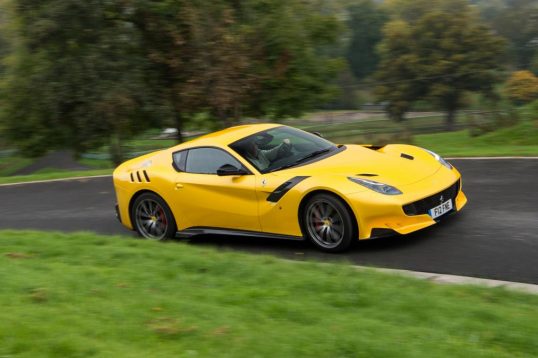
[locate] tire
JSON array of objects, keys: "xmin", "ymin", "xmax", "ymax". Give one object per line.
[
  {"xmin": 131, "ymin": 192, "xmax": 177, "ymax": 240},
  {"xmin": 301, "ymin": 193, "xmax": 356, "ymax": 252}
]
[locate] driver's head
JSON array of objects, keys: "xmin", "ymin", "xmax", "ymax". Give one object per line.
[{"xmin": 245, "ymin": 139, "xmax": 258, "ymax": 157}]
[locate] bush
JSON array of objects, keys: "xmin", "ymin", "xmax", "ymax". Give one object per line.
[{"xmin": 505, "ymin": 70, "xmax": 538, "ymax": 105}]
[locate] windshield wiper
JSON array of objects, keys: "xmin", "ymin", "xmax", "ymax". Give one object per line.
[{"xmin": 269, "ymin": 148, "xmax": 334, "ymax": 172}]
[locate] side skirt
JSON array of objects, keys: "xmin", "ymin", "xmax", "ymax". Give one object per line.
[{"xmin": 176, "ymin": 227, "xmax": 304, "ymax": 241}]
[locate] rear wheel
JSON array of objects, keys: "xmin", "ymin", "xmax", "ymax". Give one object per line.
[
  {"xmin": 132, "ymin": 193, "xmax": 176, "ymax": 240},
  {"xmin": 302, "ymin": 193, "xmax": 356, "ymax": 252}
]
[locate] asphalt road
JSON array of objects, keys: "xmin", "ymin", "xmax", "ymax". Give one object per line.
[{"xmin": 1, "ymin": 159, "xmax": 537, "ymax": 284}]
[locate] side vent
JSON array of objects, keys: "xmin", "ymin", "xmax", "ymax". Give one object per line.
[
  {"xmin": 130, "ymin": 170, "xmax": 151, "ymax": 183},
  {"xmin": 401, "ymin": 153, "xmax": 414, "ymax": 160},
  {"xmin": 143, "ymin": 170, "xmax": 151, "ymax": 182}
]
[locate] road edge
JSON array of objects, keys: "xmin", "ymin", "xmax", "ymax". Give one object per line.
[
  {"xmin": 0, "ymin": 174, "xmax": 112, "ymax": 187},
  {"xmin": 366, "ymin": 266, "xmax": 538, "ymax": 295}
]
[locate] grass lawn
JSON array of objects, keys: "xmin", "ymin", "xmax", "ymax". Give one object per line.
[
  {"xmin": 0, "ymin": 169, "xmax": 112, "ymax": 185},
  {"xmin": 414, "ymin": 121, "xmax": 538, "ymax": 157},
  {"xmin": 0, "ymin": 156, "xmax": 34, "ymax": 177},
  {"xmin": 1, "ymin": 230, "xmax": 537, "ymax": 357}
]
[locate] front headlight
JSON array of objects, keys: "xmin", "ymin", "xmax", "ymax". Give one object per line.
[
  {"xmin": 348, "ymin": 177, "xmax": 402, "ymax": 195},
  {"xmin": 424, "ymin": 149, "xmax": 452, "ymax": 169}
]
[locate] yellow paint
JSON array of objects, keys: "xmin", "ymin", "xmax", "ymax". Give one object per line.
[{"xmin": 113, "ymin": 124, "xmax": 467, "ymax": 240}]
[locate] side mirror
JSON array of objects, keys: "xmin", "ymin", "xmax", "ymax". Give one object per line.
[{"xmin": 217, "ymin": 164, "xmax": 248, "ymax": 176}]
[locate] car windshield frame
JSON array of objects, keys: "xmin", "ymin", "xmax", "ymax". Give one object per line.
[{"xmin": 229, "ymin": 126, "xmax": 344, "ymax": 174}]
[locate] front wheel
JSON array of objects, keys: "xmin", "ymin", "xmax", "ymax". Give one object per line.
[
  {"xmin": 302, "ymin": 193, "xmax": 356, "ymax": 252},
  {"xmin": 132, "ymin": 192, "xmax": 176, "ymax": 240}
]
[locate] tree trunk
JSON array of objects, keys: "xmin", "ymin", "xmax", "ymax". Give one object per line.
[
  {"xmin": 109, "ymin": 131, "xmax": 123, "ymax": 167},
  {"xmin": 445, "ymin": 107, "xmax": 456, "ymax": 131},
  {"xmin": 174, "ymin": 109, "xmax": 184, "ymax": 144}
]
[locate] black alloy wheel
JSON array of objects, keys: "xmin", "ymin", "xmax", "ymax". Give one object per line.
[
  {"xmin": 132, "ymin": 192, "xmax": 176, "ymax": 240},
  {"xmin": 302, "ymin": 193, "xmax": 356, "ymax": 252}
]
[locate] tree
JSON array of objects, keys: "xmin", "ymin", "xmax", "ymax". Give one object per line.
[
  {"xmin": 505, "ymin": 70, "xmax": 538, "ymax": 105},
  {"xmin": 134, "ymin": 0, "xmax": 342, "ymax": 136},
  {"xmin": 345, "ymin": 0, "xmax": 388, "ymax": 80},
  {"xmin": 375, "ymin": 0, "xmax": 505, "ymax": 130},
  {"xmin": 474, "ymin": 0, "xmax": 538, "ymax": 71},
  {"xmin": 1, "ymin": 0, "xmax": 154, "ymax": 164},
  {"xmin": 374, "ymin": 20, "xmax": 426, "ymax": 122}
]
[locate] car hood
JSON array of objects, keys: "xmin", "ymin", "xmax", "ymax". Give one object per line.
[{"xmin": 270, "ymin": 144, "xmax": 441, "ymax": 187}]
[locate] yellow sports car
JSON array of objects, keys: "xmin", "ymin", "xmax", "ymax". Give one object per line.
[{"xmin": 113, "ymin": 124, "xmax": 467, "ymax": 252}]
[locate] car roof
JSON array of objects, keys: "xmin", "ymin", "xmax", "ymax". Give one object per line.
[{"xmin": 177, "ymin": 123, "xmax": 282, "ymax": 149}]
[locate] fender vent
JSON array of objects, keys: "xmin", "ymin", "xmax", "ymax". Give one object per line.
[{"xmin": 130, "ymin": 170, "xmax": 151, "ymax": 183}]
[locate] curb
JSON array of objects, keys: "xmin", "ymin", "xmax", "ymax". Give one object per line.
[
  {"xmin": 0, "ymin": 174, "xmax": 112, "ymax": 187},
  {"xmin": 366, "ymin": 267, "xmax": 538, "ymax": 295},
  {"xmin": 284, "ymin": 259, "xmax": 538, "ymax": 295}
]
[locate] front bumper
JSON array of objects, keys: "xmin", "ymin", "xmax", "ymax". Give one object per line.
[{"xmin": 347, "ymin": 172, "xmax": 467, "ymax": 240}]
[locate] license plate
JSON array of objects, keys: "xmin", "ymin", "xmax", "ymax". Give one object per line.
[{"xmin": 428, "ymin": 199, "xmax": 453, "ymax": 219}]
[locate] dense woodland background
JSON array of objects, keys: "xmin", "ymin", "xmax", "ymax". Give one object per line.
[{"xmin": 0, "ymin": 0, "xmax": 536, "ymax": 164}]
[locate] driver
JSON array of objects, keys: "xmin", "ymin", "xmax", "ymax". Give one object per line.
[{"xmin": 244, "ymin": 138, "xmax": 292, "ymax": 171}]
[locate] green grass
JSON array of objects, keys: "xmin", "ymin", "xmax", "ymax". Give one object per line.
[
  {"xmin": 0, "ymin": 169, "xmax": 112, "ymax": 184},
  {"xmin": 1, "ymin": 230, "xmax": 537, "ymax": 357},
  {"xmin": 0, "ymin": 156, "xmax": 34, "ymax": 176},
  {"xmin": 414, "ymin": 121, "xmax": 538, "ymax": 157}
]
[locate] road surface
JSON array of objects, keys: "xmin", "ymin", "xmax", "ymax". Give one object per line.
[{"xmin": 1, "ymin": 159, "xmax": 537, "ymax": 284}]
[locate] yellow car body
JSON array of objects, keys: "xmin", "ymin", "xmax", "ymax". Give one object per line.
[{"xmin": 113, "ymin": 123, "xmax": 467, "ymax": 251}]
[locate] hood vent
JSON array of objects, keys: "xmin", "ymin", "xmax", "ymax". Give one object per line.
[
  {"xmin": 400, "ymin": 153, "xmax": 414, "ymax": 160},
  {"xmin": 356, "ymin": 173, "xmax": 378, "ymax": 177}
]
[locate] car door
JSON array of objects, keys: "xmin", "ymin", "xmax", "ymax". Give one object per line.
[{"xmin": 172, "ymin": 147, "xmax": 261, "ymax": 232}]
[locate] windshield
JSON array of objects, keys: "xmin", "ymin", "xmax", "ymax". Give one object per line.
[{"xmin": 230, "ymin": 126, "xmax": 339, "ymax": 173}]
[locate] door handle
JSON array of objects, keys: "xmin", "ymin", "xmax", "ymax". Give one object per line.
[{"xmin": 175, "ymin": 183, "xmax": 184, "ymax": 189}]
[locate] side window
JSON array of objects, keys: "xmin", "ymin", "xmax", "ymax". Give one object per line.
[
  {"xmin": 172, "ymin": 150, "xmax": 187, "ymax": 172},
  {"xmin": 185, "ymin": 148, "xmax": 244, "ymax": 174}
]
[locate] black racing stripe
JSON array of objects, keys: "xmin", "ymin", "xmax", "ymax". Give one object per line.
[{"xmin": 266, "ymin": 176, "xmax": 309, "ymax": 203}]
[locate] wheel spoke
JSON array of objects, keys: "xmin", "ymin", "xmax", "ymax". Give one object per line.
[
  {"xmin": 141, "ymin": 202, "xmax": 151, "ymax": 216},
  {"xmin": 329, "ymin": 228, "xmax": 340, "ymax": 242}
]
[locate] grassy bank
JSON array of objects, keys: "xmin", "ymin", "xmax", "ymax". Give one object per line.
[
  {"xmin": 414, "ymin": 121, "xmax": 538, "ymax": 157},
  {"xmin": 0, "ymin": 169, "xmax": 112, "ymax": 184},
  {"xmin": 1, "ymin": 230, "xmax": 537, "ymax": 357}
]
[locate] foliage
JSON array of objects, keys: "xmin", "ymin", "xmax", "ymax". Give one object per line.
[
  {"xmin": 473, "ymin": 0, "xmax": 538, "ymax": 71},
  {"xmin": 505, "ymin": 70, "xmax": 538, "ymax": 105},
  {"xmin": 0, "ymin": 0, "xmax": 341, "ymax": 162},
  {"xmin": 375, "ymin": 0, "xmax": 506, "ymax": 129},
  {"xmin": 345, "ymin": 0, "xmax": 387, "ymax": 80},
  {"xmin": 0, "ymin": 0, "xmax": 157, "ymax": 165},
  {"xmin": 131, "ymin": 0, "xmax": 341, "ymax": 138}
]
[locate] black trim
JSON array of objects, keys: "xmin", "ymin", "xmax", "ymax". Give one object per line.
[
  {"xmin": 369, "ymin": 228, "xmax": 399, "ymax": 239},
  {"xmin": 400, "ymin": 153, "xmax": 414, "ymax": 160},
  {"xmin": 176, "ymin": 227, "xmax": 304, "ymax": 241},
  {"xmin": 403, "ymin": 179, "xmax": 460, "ymax": 216},
  {"xmin": 362, "ymin": 144, "xmax": 386, "ymax": 151},
  {"xmin": 143, "ymin": 170, "xmax": 150, "ymax": 182},
  {"xmin": 266, "ymin": 176, "xmax": 310, "ymax": 203},
  {"xmin": 114, "ymin": 203, "xmax": 121, "ymax": 223}
]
